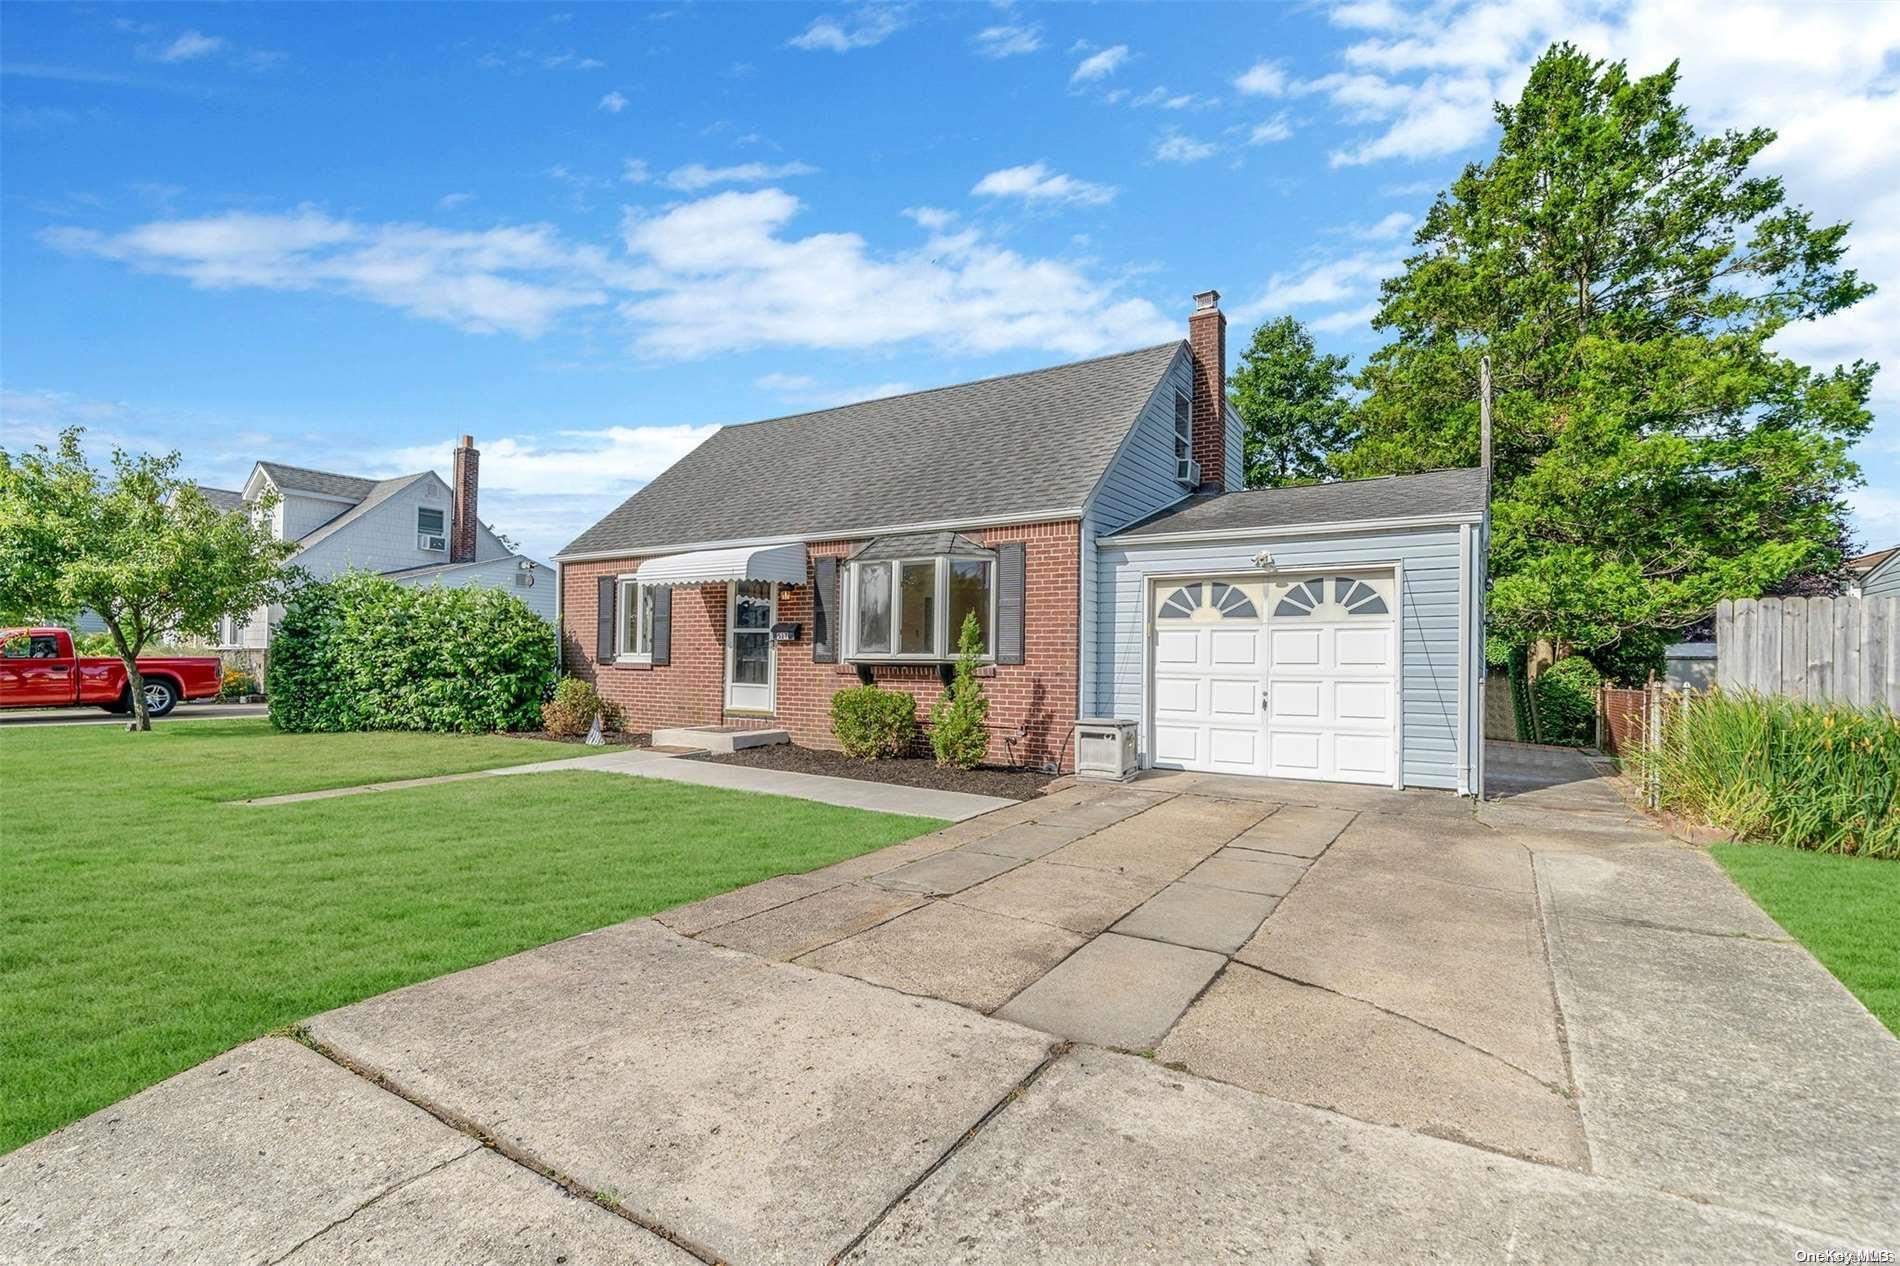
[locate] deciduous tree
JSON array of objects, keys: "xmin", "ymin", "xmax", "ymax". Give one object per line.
[{"xmin": 1230, "ymin": 316, "xmax": 1356, "ymax": 488}]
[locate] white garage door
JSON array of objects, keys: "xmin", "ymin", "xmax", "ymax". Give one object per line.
[{"xmin": 1150, "ymin": 573, "xmax": 1397, "ymax": 786}]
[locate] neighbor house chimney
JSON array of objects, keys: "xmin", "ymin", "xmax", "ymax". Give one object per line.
[
  {"xmin": 450, "ymin": 434, "xmax": 478, "ymax": 563},
  {"xmin": 1188, "ymin": 289, "xmax": 1228, "ymax": 492}
]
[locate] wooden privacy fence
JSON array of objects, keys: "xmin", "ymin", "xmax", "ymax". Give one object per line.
[{"xmin": 1715, "ymin": 595, "xmax": 1898, "ymax": 709}]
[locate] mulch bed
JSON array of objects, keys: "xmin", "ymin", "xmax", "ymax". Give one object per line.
[
  {"xmin": 689, "ymin": 742, "xmax": 1058, "ymax": 801},
  {"xmin": 513, "ymin": 729, "xmax": 652, "ymax": 749}
]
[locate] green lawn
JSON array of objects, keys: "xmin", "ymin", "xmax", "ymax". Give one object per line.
[
  {"xmin": 1711, "ymin": 843, "xmax": 1900, "ymax": 1036},
  {"xmin": 0, "ymin": 720, "xmax": 941, "ymax": 1152}
]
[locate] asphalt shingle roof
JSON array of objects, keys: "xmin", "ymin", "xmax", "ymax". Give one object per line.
[
  {"xmin": 1111, "ymin": 468, "xmax": 1488, "ymax": 539},
  {"xmin": 559, "ymin": 342, "xmax": 1186, "ymax": 557},
  {"xmin": 196, "ymin": 485, "xmax": 245, "ymax": 513},
  {"xmin": 292, "ymin": 474, "xmax": 431, "ymax": 548},
  {"xmin": 257, "ymin": 462, "xmax": 381, "ymax": 502}
]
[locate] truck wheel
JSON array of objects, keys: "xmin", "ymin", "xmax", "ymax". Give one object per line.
[{"xmin": 141, "ymin": 679, "xmax": 178, "ymax": 718}]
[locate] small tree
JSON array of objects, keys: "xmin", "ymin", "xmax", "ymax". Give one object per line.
[
  {"xmin": 1230, "ymin": 316, "xmax": 1356, "ymax": 488},
  {"xmin": 929, "ymin": 612, "xmax": 991, "ymax": 769},
  {"xmin": 0, "ymin": 428, "xmax": 298, "ymax": 730}
]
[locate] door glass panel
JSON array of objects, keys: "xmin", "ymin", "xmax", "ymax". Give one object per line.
[
  {"xmin": 899, "ymin": 561, "xmax": 936, "ymax": 655},
  {"xmin": 947, "ymin": 559, "xmax": 991, "ymax": 653},
  {"xmin": 733, "ymin": 630, "xmax": 769, "ymax": 684},
  {"xmin": 855, "ymin": 563, "xmax": 891, "ymax": 653},
  {"xmin": 733, "ymin": 582, "xmax": 772, "ymax": 686}
]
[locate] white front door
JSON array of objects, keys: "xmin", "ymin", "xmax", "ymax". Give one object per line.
[
  {"xmin": 725, "ymin": 581, "xmax": 775, "ymax": 713},
  {"xmin": 1263, "ymin": 574, "xmax": 1396, "ymax": 785},
  {"xmin": 1149, "ymin": 580, "xmax": 1270, "ymax": 775}
]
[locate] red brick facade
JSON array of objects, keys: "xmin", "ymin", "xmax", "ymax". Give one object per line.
[
  {"xmin": 559, "ymin": 519, "xmax": 1082, "ymax": 770},
  {"xmin": 1188, "ymin": 291, "xmax": 1227, "ymax": 491},
  {"xmin": 450, "ymin": 436, "xmax": 479, "ymax": 564}
]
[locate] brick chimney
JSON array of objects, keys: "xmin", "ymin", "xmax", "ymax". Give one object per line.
[
  {"xmin": 450, "ymin": 435, "xmax": 478, "ymax": 563},
  {"xmin": 1187, "ymin": 289, "xmax": 1228, "ymax": 492}
]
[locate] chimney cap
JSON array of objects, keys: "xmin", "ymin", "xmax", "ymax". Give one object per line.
[
  {"xmin": 1193, "ymin": 289, "xmax": 1220, "ymax": 312},
  {"xmin": 457, "ymin": 434, "xmax": 475, "ymax": 449}
]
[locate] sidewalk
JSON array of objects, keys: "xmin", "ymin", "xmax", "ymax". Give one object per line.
[{"xmin": 234, "ymin": 747, "xmax": 1019, "ymax": 821}]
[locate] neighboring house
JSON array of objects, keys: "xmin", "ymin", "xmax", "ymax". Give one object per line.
[
  {"xmin": 555, "ymin": 291, "xmax": 1489, "ymax": 790},
  {"xmin": 216, "ymin": 437, "xmax": 554, "ymax": 647},
  {"xmin": 1847, "ymin": 546, "xmax": 1900, "ymax": 599}
]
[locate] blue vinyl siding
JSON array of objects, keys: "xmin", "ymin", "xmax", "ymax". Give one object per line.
[
  {"xmin": 1224, "ymin": 404, "xmax": 1244, "ymax": 492},
  {"xmin": 1097, "ymin": 524, "xmax": 1471, "ymax": 790},
  {"xmin": 1079, "ymin": 344, "xmax": 1197, "ymax": 713}
]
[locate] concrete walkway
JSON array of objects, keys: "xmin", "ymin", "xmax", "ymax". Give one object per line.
[
  {"xmin": 7, "ymin": 750, "xmax": 1895, "ymax": 1263},
  {"xmin": 232, "ymin": 747, "xmax": 1019, "ymax": 822}
]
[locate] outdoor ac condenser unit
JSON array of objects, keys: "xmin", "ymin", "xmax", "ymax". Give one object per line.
[{"xmin": 1074, "ymin": 718, "xmax": 1139, "ymax": 781}]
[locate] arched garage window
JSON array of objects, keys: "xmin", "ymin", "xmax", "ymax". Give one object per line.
[
  {"xmin": 1160, "ymin": 582, "xmax": 1259, "ymax": 620},
  {"xmin": 1209, "ymin": 582, "xmax": 1257, "ymax": 618},
  {"xmin": 1273, "ymin": 575, "xmax": 1390, "ymax": 618},
  {"xmin": 1157, "ymin": 584, "xmax": 1205, "ymax": 619}
]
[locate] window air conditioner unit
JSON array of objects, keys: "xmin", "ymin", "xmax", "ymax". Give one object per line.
[
  {"xmin": 1176, "ymin": 457, "xmax": 1201, "ymax": 485},
  {"xmin": 419, "ymin": 533, "xmax": 447, "ymax": 552},
  {"xmin": 1074, "ymin": 718, "xmax": 1140, "ymax": 781}
]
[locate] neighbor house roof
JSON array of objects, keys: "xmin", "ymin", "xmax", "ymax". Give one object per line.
[
  {"xmin": 558, "ymin": 342, "xmax": 1187, "ymax": 558},
  {"xmin": 292, "ymin": 473, "xmax": 432, "ymax": 550},
  {"xmin": 256, "ymin": 461, "xmax": 381, "ymax": 501},
  {"xmin": 1848, "ymin": 547, "xmax": 1897, "ymax": 577},
  {"xmin": 1110, "ymin": 468, "xmax": 1488, "ymax": 540},
  {"xmin": 195, "ymin": 485, "xmax": 245, "ymax": 513}
]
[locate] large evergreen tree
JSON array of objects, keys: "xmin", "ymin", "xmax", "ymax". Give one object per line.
[
  {"xmin": 1230, "ymin": 315, "xmax": 1356, "ymax": 488},
  {"xmin": 1341, "ymin": 44, "xmax": 1875, "ymax": 652}
]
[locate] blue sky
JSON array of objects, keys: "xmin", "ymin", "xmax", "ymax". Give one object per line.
[{"xmin": 4, "ymin": 0, "xmax": 1896, "ymax": 562}]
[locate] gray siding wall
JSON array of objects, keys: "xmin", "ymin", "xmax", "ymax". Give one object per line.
[
  {"xmin": 388, "ymin": 557, "xmax": 558, "ymax": 623},
  {"xmin": 1079, "ymin": 345, "xmax": 1197, "ymax": 714},
  {"xmin": 279, "ymin": 492, "xmax": 351, "ymax": 541},
  {"xmin": 293, "ymin": 474, "xmax": 509, "ymax": 578},
  {"xmin": 1864, "ymin": 560, "xmax": 1900, "ymax": 599},
  {"xmin": 1097, "ymin": 524, "xmax": 1469, "ymax": 790},
  {"xmin": 1224, "ymin": 403, "xmax": 1244, "ymax": 493}
]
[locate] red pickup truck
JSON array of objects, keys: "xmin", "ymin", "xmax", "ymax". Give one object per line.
[{"xmin": 0, "ymin": 627, "xmax": 223, "ymax": 718}]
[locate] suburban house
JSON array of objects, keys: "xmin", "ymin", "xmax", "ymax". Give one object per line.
[
  {"xmin": 1848, "ymin": 546, "xmax": 1900, "ymax": 599},
  {"xmin": 212, "ymin": 437, "xmax": 554, "ymax": 647},
  {"xmin": 555, "ymin": 291, "xmax": 1489, "ymax": 791}
]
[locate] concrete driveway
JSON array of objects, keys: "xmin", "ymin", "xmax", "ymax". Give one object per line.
[
  {"xmin": 4, "ymin": 744, "xmax": 1895, "ymax": 1263},
  {"xmin": 0, "ymin": 701, "xmax": 268, "ymax": 727}
]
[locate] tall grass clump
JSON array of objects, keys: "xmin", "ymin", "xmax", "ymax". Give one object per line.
[{"xmin": 1640, "ymin": 689, "xmax": 1898, "ymax": 858}]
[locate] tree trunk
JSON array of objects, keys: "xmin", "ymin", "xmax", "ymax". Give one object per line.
[{"xmin": 103, "ymin": 614, "xmax": 151, "ymax": 732}]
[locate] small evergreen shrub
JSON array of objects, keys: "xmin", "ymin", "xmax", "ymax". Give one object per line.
[
  {"xmin": 268, "ymin": 571, "xmax": 556, "ymax": 734},
  {"xmin": 1637, "ymin": 690, "xmax": 1898, "ymax": 857},
  {"xmin": 929, "ymin": 612, "xmax": 990, "ymax": 769},
  {"xmin": 542, "ymin": 676, "xmax": 606, "ymax": 737},
  {"xmin": 831, "ymin": 685, "xmax": 916, "ymax": 760},
  {"xmin": 1533, "ymin": 655, "xmax": 1600, "ymax": 747}
]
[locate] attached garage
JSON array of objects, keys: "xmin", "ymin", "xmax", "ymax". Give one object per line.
[{"xmin": 1094, "ymin": 469, "xmax": 1487, "ymax": 794}]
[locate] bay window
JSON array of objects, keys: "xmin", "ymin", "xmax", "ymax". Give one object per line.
[
  {"xmin": 616, "ymin": 577, "xmax": 655, "ymax": 661},
  {"xmin": 848, "ymin": 551, "xmax": 994, "ymax": 661}
]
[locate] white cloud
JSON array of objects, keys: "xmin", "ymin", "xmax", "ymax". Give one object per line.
[
  {"xmin": 754, "ymin": 372, "xmax": 818, "ymax": 393},
  {"xmin": 1247, "ymin": 113, "xmax": 1294, "ymax": 145},
  {"xmin": 902, "ymin": 206, "xmax": 956, "ymax": 230},
  {"xmin": 1354, "ymin": 210, "xmax": 1416, "ymax": 240},
  {"xmin": 598, "ymin": 91, "xmax": 628, "ymax": 113},
  {"xmin": 971, "ymin": 162, "xmax": 1116, "ymax": 207},
  {"xmin": 755, "ymin": 374, "xmax": 916, "ymax": 407},
  {"xmin": 44, "ymin": 209, "xmax": 617, "ymax": 338},
  {"xmin": 1848, "ymin": 487, "xmax": 1900, "ymax": 540},
  {"xmin": 661, "ymin": 161, "xmax": 819, "ymax": 192},
  {"xmin": 377, "ymin": 426, "xmax": 717, "ymax": 499},
  {"xmin": 436, "ymin": 192, "xmax": 476, "ymax": 210},
  {"xmin": 615, "ymin": 187, "xmax": 1174, "ymax": 358},
  {"xmin": 1232, "ymin": 251, "xmax": 1403, "ymax": 324},
  {"xmin": 1131, "ymin": 86, "xmax": 1205, "ymax": 110},
  {"xmin": 973, "ymin": 22, "xmax": 1041, "ymax": 58},
  {"xmin": 151, "ymin": 31, "xmax": 224, "ymax": 63},
  {"xmin": 788, "ymin": 6, "xmax": 908, "ymax": 53},
  {"xmin": 1071, "ymin": 44, "xmax": 1129, "ymax": 83},
  {"xmin": 1233, "ymin": 59, "xmax": 1288, "ymax": 96},
  {"xmin": 48, "ymin": 191, "xmax": 1175, "ymax": 363},
  {"xmin": 621, "ymin": 159, "xmax": 651, "ymax": 184},
  {"xmin": 1153, "ymin": 131, "xmax": 1216, "ymax": 164}
]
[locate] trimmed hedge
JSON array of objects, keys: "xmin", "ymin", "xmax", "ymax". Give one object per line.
[
  {"xmin": 542, "ymin": 676, "xmax": 624, "ymax": 737},
  {"xmin": 1533, "ymin": 655, "xmax": 1601, "ymax": 747},
  {"xmin": 268, "ymin": 571, "xmax": 556, "ymax": 734},
  {"xmin": 830, "ymin": 685, "xmax": 917, "ymax": 760}
]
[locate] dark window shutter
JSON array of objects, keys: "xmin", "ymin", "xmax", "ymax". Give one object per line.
[
  {"xmin": 812, "ymin": 556, "xmax": 839, "ymax": 663},
  {"xmin": 650, "ymin": 587, "xmax": 671, "ymax": 666},
  {"xmin": 596, "ymin": 576, "xmax": 616, "ymax": 662},
  {"xmin": 996, "ymin": 541, "xmax": 1026, "ymax": 665}
]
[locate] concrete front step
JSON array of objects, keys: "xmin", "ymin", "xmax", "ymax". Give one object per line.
[{"xmin": 650, "ymin": 725, "xmax": 789, "ymax": 754}]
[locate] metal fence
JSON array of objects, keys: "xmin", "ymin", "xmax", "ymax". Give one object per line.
[{"xmin": 1714, "ymin": 595, "xmax": 1898, "ymax": 709}]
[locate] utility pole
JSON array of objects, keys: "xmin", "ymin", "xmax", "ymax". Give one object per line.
[
  {"xmin": 1476, "ymin": 353, "xmax": 1494, "ymax": 801},
  {"xmin": 1479, "ymin": 354, "xmax": 1493, "ymax": 491}
]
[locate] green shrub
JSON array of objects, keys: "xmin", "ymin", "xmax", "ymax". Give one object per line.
[
  {"xmin": 831, "ymin": 685, "xmax": 916, "ymax": 760},
  {"xmin": 1534, "ymin": 655, "xmax": 1600, "ymax": 747},
  {"xmin": 929, "ymin": 612, "xmax": 990, "ymax": 769},
  {"xmin": 1586, "ymin": 627, "xmax": 1668, "ymax": 687},
  {"xmin": 218, "ymin": 666, "xmax": 258, "ymax": 700},
  {"xmin": 1638, "ymin": 690, "xmax": 1898, "ymax": 858},
  {"xmin": 268, "ymin": 571, "xmax": 556, "ymax": 734}
]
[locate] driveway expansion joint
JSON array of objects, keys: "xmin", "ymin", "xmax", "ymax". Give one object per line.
[{"xmin": 266, "ymin": 1146, "xmax": 478, "ymax": 1265}]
